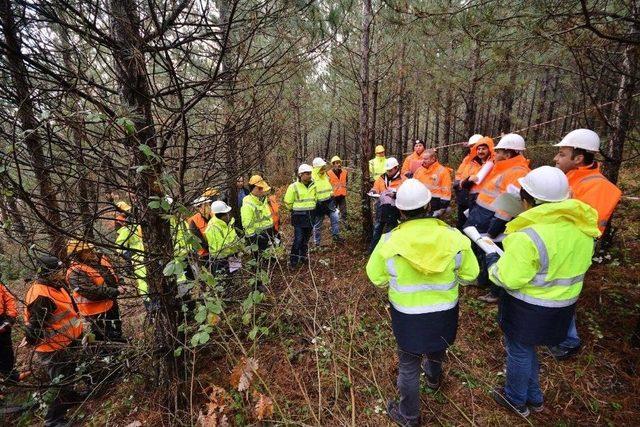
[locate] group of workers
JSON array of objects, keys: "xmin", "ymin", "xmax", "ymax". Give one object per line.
[{"xmin": 0, "ymin": 124, "xmax": 624, "ymax": 426}]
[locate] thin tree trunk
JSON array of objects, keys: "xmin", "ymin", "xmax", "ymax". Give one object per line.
[
  {"xmin": 434, "ymin": 92, "xmax": 441, "ymax": 148},
  {"xmin": 525, "ymin": 78, "xmax": 539, "ymax": 138},
  {"xmin": 442, "ymin": 90, "xmax": 452, "ymax": 163},
  {"xmin": 498, "ymin": 60, "xmax": 517, "ymax": 133},
  {"xmin": 370, "ymin": 75, "xmax": 379, "ymax": 150},
  {"xmin": 359, "ymin": 0, "xmax": 373, "ymax": 239},
  {"xmin": 423, "ymin": 106, "xmax": 430, "ymax": 141},
  {"xmin": 532, "ymin": 69, "xmax": 551, "ymax": 142}
]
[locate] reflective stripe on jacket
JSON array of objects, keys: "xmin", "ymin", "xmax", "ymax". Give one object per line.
[
  {"xmin": 67, "ymin": 257, "xmax": 117, "ymax": 316},
  {"xmin": 24, "ymin": 283, "xmax": 83, "ymax": 352},
  {"xmin": 284, "ymin": 181, "xmax": 317, "ymax": 212},
  {"xmin": 488, "ymin": 199, "xmax": 600, "ymax": 308},
  {"xmin": 115, "ymin": 224, "xmax": 148, "ymax": 296},
  {"xmin": 567, "ymin": 163, "xmax": 622, "ymax": 232},
  {"xmin": 369, "ymin": 156, "xmax": 386, "ymax": 181},
  {"xmin": 476, "ymin": 154, "xmax": 530, "ymax": 220},
  {"xmin": 205, "ymin": 216, "xmax": 242, "ymax": 259},
  {"xmin": 366, "ymin": 218, "xmax": 479, "ymax": 315},
  {"xmin": 327, "ymin": 169, "xmax": 348, "ymax": 197},
  {"xmin": 312, "ymin": 167, "xmax": 333, "ymax": 202},
  {"xmin": 414, "ymin": 161, "xmax": 452, "ymax": 201},
  {"xmin": 241, "ymin": 194, "xmax": 274, "ymax": 237}
]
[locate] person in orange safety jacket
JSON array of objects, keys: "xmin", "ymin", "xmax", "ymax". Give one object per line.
[
  {"xmin": 414, "ymin": 149, "xmax": 452, "ymax": 218},
  {"xmin": 401, "ymin": 139, "xmax": 426, "ymax": 178},
  {"xmin": 327, "ymin": 156, "xmax": 348, "ymax": 224}
]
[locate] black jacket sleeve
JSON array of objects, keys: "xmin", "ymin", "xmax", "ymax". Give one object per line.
[
  {"xmin": 68, "ymin": 269, "xmax": 119, "ymax": 301},
  {"xmin": 25, "ymin": 296, "xmax": 57, "ymax": 344}
]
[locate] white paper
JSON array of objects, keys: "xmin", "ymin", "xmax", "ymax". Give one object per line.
[
  {"xmin": 463, "ymin": 226, "xmax": 504, "ymax": 255},
  {"xmin": 463, "ymin": 208, "xmax": 469, "ymax": 218},
  {"xmin": 367, "ymin": 191, "xmax": 380, "ymax": 198},
  {"xmin": 474, "ymin": 160, "xmax": 494, "ymax": 184}
]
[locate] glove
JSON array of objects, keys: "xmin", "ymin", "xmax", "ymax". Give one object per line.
[
  {"xmin": 487, "ymin": 218, "xmax": 507, "ymax": 238},
  {"xmin": 453, "ymin": 180, "xmax": 461, "ymax": 191},
  {"xmin": 486, "ymin": 252, "xmax": 500, "ymax": 267},
  {"xmin": 432, "ymin": 209, "xmax": 445, "ymax": 218},
  {"xmin": 461, "ymin": 179, "xmax": 475, "ymax": 190}
]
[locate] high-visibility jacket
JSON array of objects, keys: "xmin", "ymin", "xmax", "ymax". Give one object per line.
[
  {"xmin": 372, "ymin": 173, "xmax": 404, "ymax": 194},
  {"xmin": 115, "ymin": 224, "xmax": 148, "ymax": 296},
  {"xmin": 187, "ymin": 212, "xmax": 209, "ymax": 256},
  {"xmin": 414, "ymin": 161, "xmax": 452, "ymax": 201},
  {"xmin": 366, "ymin": 218, "xmax": 479, "ymax": 314},
  {"xmin": 455, "ymin": 137, "xmax": 495, "ymax": 193},
  {"xmin": 241, "ymin": 194, "xmax": 274, "ymax": 237},
  {"xmin": 476, "ymin": 154, "xmax": 530, "ymax": 220},
  {"xmin": 67, "ymin": 258, "xmax": 117, "ymax": 316},
  {"xmin": 312, "ymin": 167, "xmax": 333, "ymax": 202},
  {"xmin": 268, "ymin": 195, "xmax": 280, "ymax": 232},
  {"xmin": 455, "ymin": 154, "xmax": 473, "ymax": 183},
  {"xmin": 566, "ymin": 163, "xmax": 622, "ymax": 233},
  {"xmin": 401, "ymin": 152, "xmax": 423, "ymax": 176},
  {"xmin": 0, "ymin": 283, "xmax": 17, "ymax": 319},
  {"xmin": 24, "ymin": 282, "xmax": 83, "ymax": 352},
  {"xmin": 114, "ymin": 213, "xmax": 127, "ymax": 230},
  {"xmin": 369, "ymin": 156, "xmax": 386, "ymax": 181},
  {"xmin": 489, "ymin": 199, "xmax": 600, "ymax": 308},
  {"xmin": 327, "ymin": 169, "xmax": 348, "ymax": 197},
  {"xmin": 205, "ymin": 216, "xmax": 242, "ymax": 259},
  {"xmin": 284, "ymin": 181, "xmax": 317, "ymax": 212}
]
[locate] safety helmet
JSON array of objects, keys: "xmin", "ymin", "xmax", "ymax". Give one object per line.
[
  {"xmin": 193, "ymin": 187, "xmax": 219, "ymax": 206},
  {"xmin": 518, "ymin": 166, "xmax": 569, "ymax": 203},
  {"xmin": 115, "ymin": 201, "xmax": 131, "ymax": 212},
  {"xmin": 554, "ymin": 129, "xmax": 600, "ymax": 153},
  {"xmin": 375, "ymin": 145, "xmax": 385, "ymax": 154},
  {"xmin": 330, "ymin": 155, "xmax": 342, "ymax": 164},
  {"xmin": 467, "ymin": 134, "xmax": 483, "ymax": 146},
  {"xmin": 211, "ymin": 200, "xmax": 232, "ymax": 214},
  {"xmin": 395, "ymin": 179, "xmax": 432, "ymax": 211},
  {"xmin": 34, "ymin": 252, "xmax": 63, "ymax": 274},
  {"xmin": 495, "ymin": 133, "xmax": 525, "ymax": 151},
  {"xmin": 298, "ymin": 164, "xmax": 313, "ymax": 174},
  {"xmin": 312, "ymin": 157, "xmax": 326, "ymax": 168},
  {"xmin": 248, "ymin": 175, "xmax": 271, "ymax": 192},
  {"xmin": 67, "ymin": 239, "xmax": 94, "ymax": 256},
  {"xmin": 385, "ymin": 157, "xmax": 399, "ymax": 170}
]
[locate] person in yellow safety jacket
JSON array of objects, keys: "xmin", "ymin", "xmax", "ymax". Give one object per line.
[
  {"xmin": 550, "ymin": 129, "xmax": 623, "ymax": 360},
  {"xmin": 284, "ymin": 164, "xmax": 317, "ymax": 268},
  {"xmin": 115, "ymin": 221, "xmax": 148, "ymax": 304},
  {"xmin": 242, "ymin": 175, "xmax": 277, "ymax": 252},
  {"xmin": 369, "ymin": 145, "xmax": 387, "ymax": 182},
  {"xmin": 327, "ymin": 155, "xmax": 348, "ymax": 224},
  {"xmin": 24, "ymin": 253, "xmax": 85, "ymax": 426},
  {"xmin": 485, "ymin": 166, "xmax": 600, "ymax": 418},
  {"xmin": 66, "ymin": 240, "xmax": 126, "ymax": 342},
  {"xmin": 413, "ymin": 149, "xmax": 452, "ymax": 218},
  {"xmin": 311, "ymin": 157, "xmax": 344, "ymax": 245},
  {"xmin": 366, "ymin": 179, "xmax": 479, "ymax": 427},
  {"xmin": 206, "ymin": 200, "xmax": 243, "ymax": 277}
]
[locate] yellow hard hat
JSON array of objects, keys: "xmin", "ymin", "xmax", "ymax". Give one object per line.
[
  {"xmin": 375, "ymin": 145, "xmax": 385, "ymax": 154},
  {"xmin": 330, "ymin": 156, "xmax": 342, "ymax": 164},
  {"xmin": 115, "ymin": 201, "xmax": 131, "ymax": 212},
  {"xmin": 67, "ymin": 239, "xmax": 94, "ymax": 256},
  {"xmin": 248, "ymin": 175, "xmax": 271, "ymax": 192}
]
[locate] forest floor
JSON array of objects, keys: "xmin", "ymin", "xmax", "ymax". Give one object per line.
[{"xmin": 4, "ymin": 168, "xmax": 640, "ymax": 426}]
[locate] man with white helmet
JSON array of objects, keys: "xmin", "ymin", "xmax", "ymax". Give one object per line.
[
  {"xmin": 368, "ymin": 157, "xmax": 405, "ymax": 253},
  {"xmin": 550, "ymin": 129, "xmax": 622, "ymax": 360},
  {"xmin": 366, "ymin": 179, "xmax": 479, "ymax": 427},
  {"xmin": 465, "ymin": 133, "xmax": 530, "ymax": 303},
  {"xmin": 486, "ymin": 166, "xmax": 599, "ymax": 417},
  {"xmin": 284, "ymin": 164, "xmax": 317, "ymax": 268},
  {"xmin": 206, "ymin": 201, "xmax": 243, "ymax": 274},
  {"xmin": 311, "ymin": 157, "xmax": 344, "ymax": 246}
]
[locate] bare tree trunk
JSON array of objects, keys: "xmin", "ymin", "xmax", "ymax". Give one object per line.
[
  {"xmin": 359, "ymin": 0, "xmax": 373, "ymax": 239},
  {"xmin": 525, "ymin": 78, "xmax": 539, "ymax": 138},
  {"xmin": 434, "ymin": 92, "xmax": 441, "ymax": 148},
  {"xmin": 442, "ymin": 90, "xmax": 452, "ymax": 163},
  {"xmin": 109, "ymin": 0, "xmax": 183, "ymax": 410},
  {"xmin": 1, "ymin": 0, "xmax": 64, "ymax": 256},
  {"xmin": 543, "ymin": 73, "xmax": 560, "ymax": 141},
  {"xmin": 423, "ymin": 106, "xmax": 430, "ymax": 141},
  {"xmin": 498, "ymin": 60, "xmax": 517, "ymax": 133},
  {"xmin": 413, "ymin": 97, "xmax": 419, "ymax": 140},
  {"xmin": 370, "ymin": 74, "xmax": 379, "ymax": 150},
  {"xmin": 532, "ymin": 68, "xmax": 550, "ymax": 142},
  {"xmin": 464, "ymin": 45, "xmax": 481, "ymax": 137}
]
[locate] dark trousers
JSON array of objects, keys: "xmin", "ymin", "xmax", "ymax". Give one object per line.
[
  {"xmin": 369, "ymin": 219, "xmax": 398, "ymax": 254},
  {"xmin": 455, "ymin": 188, "xmax": 469, "ymax": 230},
  {"xmin": 290, "ymin": 225, "xmax": 312, "ymax": 266},
  {"xmin": 0, "ymin": 328, "xmax": 18, "ymax": 381},
  {"xmin": 396, "ymin": 349, "xmax": 445, "ymax": 422},
  {"xmin": 38, "ymin": 347, "xmax": 83, "ymax": 426},
  {"xmin": 88, "ymin": 303, "xmax": 124, "ymax": 342}
]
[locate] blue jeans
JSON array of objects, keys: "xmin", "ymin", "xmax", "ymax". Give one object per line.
[
  {"xmin": 504, "ymin": 334, "xmax": 544, "ymax": 407},
  {"xmin": 290, "ymin": 225, "xmax": 312, "ymax": 266},
  {"xmin": 397, "ymin": 349, "xmax": 444, "ymax": 423},
  {"xmin": 557, "ymin": 314, "xmax": 581, "ymax": 348},
  {"xmin": 313, "ymin": 209, "xmax": 339, "ymax": 245}
]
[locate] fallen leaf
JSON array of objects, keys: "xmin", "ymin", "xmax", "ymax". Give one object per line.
[
  {"xmin": 252, "ymin": 391, "xmax": 274, "ymax": 421},
  {"xmin": 197, "ymin": 385, "xmax": 231, "ymax": 427},
  {"xmin": 229, "ymin": 357, "xmax": 259, "ymax": 392}
]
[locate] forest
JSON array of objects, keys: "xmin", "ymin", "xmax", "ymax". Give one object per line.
[{"xmin": 0, "ymin": 0, "xmax": 638, "ymax": 425}]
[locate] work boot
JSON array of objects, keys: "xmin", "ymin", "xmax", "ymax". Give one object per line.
[
  {"xmin": 547, "ymin": 344, "xmax": 581, "ymax": 360},
  {"xmin": 386, "ymin": 400, "xmax": 420, "ymax": 427},
  {"xmin": 490, "ymin": 388, "xmax": 530, "ymax": 418},
  {"xmin": 478, "ymin": 292, "xmax": 499, "ymax": 303},
  {"xmin": 421, "ymin": 361, "xmax": 441, "ymax": 391},
  {"xmin": 527, "ymin": 400, "xmax": 544, "ymax": 413}
]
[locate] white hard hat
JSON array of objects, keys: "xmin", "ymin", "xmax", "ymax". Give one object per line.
[
  {"xmin": 554, "ymin": 129, "xmax": 600, "ymax": 152},
  {"xmin": 298, "ymin": 163, "xmax": 313, "ymax": 174},
  {"xmin": 517, "ymin": 166, "xmax": 569, "ymax": 203},
  {"xmin": 210, "ymin": 200, "xmax": 232, "ymax": 214},
  {"xmin": 312, "ymin": 157, "xmax": 326, "ymax": 168},
  {"xmin": 495, "ymin": 133, "xmax": 526, "ymax": 151},
  {"xmin": 385, "ymin": 157, "xmax": 399, "ymax": 170},
  {"xmin": 395, "ymin": 179, "xmax": 432, "ymax": 211},
  {"xmin": 467, "ymin": 134, "xmax": 483, "ymax": 146}
]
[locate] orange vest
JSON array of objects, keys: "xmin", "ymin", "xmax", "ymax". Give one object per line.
[
  {"xmin": 67, "ymin": 257, "xmax": 117, "ymax": 316},
  {"xmin": 268, "ymin": 195, "xmax": 280, "ymax": 233},
  {"xmin": 414, "ymin": 161, "xmax": 452, "ymax": 201},
  {"xmin": 401, "ymin": 152, "xmax": 423, "ymax": 175},
  {"xmin": 0, "ymin": 283, "xmax": 17, "ymax": 319},
  {"xmin": 455, "ymin": 154, "xmax": 474, "ymax": 182},
  {"xmin": 456, "ymin": 137, "xmax": 495, "ymax": 193},
  {"xmin": 24, "ymin": 282, "xmax": 83, "ymax": 352},
  {"xmin": 327, "ymin": 169, "xmax": 348, "ymax": 197},
  {"xmin": 567, "ymin": 163, "xmax": 622, "ymax": 232},
  {"xmin": 476, "ymin": 154, "xmax": 530, "ymax": 220},
  {"xmin": 188, "ymin": 212, "xmax": 209, "ymax": 256},
  {"xmin": 372, "ymin": 173, "xmax": 405, "ymax": 194}
]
